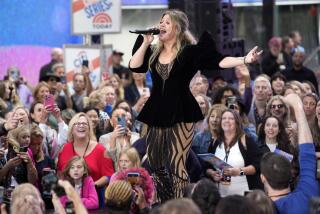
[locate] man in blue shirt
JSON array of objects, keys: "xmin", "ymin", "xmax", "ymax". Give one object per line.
[{"xmin": 260, "ymin": 93, "xmax": 318, "ymax": 214}]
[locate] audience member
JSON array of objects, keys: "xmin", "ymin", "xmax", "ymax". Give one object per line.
[
  {"xmin": 39, "ymin": 48, "xmax": 63, "ymax": 82},
  {"xmin": 71, "ymin": 72, "xmax": 93, "ymax": 113},
  {"xmin": 215, "ymin": 195, "xmax": 258, "ymax": 214},
  {"xmin": 260, "ymin": 93, "xmax": 318, "ymax": 214},
  {"xmin": 194, "ymin": 94, "xmax": 210, "ymax": 133},
  {"xmin": 190, "ymin": 178, "xmax": 221, "ymax": 214},
  {"xmin": 270, "ymin": 72, "xmax": 287, "ymax": 95},
  {"xmin": 157, "ymin": 198, "xmax": 201, "ymax": 214},
  {"xmin": 246, "ymin": 189, "xmax": 276, "ymax": 214},
  {"xmin": 261, "ymin": 36, "xmax": 284, "ymax": 76},
  {"xmin": 112, "ymin": 50, "xmax": 132, "ymax": 88},
  {"xmin": 281, "ymin": 36, "xmax": 294, "ymax": 71},
  {"xmin": 289, "ymin": 31, "xmax": 305, "ymax": 53},
  {"xmin": 284, "ymin": 51, "xmax": 318, "ymax": 92},
  {"xmin": 248, "ymin": 75, "xmax": 272, "ymax": 128},
  {"xmin": 207, "ymin": 110, "xmax": 262, "ymax": 196},
  {"xmin": 61, "ymin": 156, "xmax": 99, "ymax": 210},
  {"xmin": 302, "ymin": 93, "xmax": 318, "ymax": 127},
  {"xmin": 5, "ymin": 66, "xmax": 34, "ymax": 109},
  {"xmin": 232, "ymin": 64, "xmax": 253, "ymax": 98},
  {"xmin": 192, "ymin": 104, "xmax": 226, "ymax": 155}
]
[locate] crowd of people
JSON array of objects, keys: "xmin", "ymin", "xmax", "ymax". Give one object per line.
[{"xmin": 0, "ymin": 9, "xmax": 319, "ymax": 214}]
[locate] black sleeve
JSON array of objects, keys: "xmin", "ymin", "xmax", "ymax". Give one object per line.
[
  {"xmin": 193, "ymin": 31, "xmax": 225, "ymax": 71},
  {"xmin": 0, "ymin": 123, "xmax": 8, "ymax": 137},
  {"xmin": 245, "ymin": 136, "xmax": 263, "ymax": 173},
  {"xmin": 129, "ymin": 35, "xmax": 152, "ymax": 73},
  {"xmin": 309, "ymin": 71, "xmax": 319, "ymax": 93},
  {"xmin": 261, "ymin": 53, "xmax": 279, "ymax": 77}
]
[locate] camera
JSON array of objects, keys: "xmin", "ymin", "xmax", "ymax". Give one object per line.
[
  {"xmin": 19, "ymin": 146, "xmax": 28, "ymax": 153},
  {"xmin": 41, "ymin": 171, "xmax": 66, "ymax": 198}
]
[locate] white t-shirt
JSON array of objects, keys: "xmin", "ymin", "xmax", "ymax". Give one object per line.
[{"xmin": 215, "ymin": 141, "xmax": 249, "ymax": 197}]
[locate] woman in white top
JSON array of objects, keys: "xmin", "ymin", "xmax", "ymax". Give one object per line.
[{"xmin": 207, "ymin": 110, "xmax": 262, "ymax": 197}]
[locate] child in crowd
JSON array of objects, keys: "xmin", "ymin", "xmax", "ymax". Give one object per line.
[
  {"xmin": 60, "ymin": 156, "xmax": 98, "ymax": 210},
  {"xmin": 110, "ymin": 147, "xmax": 141, "ymax": 183}
]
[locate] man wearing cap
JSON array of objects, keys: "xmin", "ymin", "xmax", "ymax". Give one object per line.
[
  {"xmin": 112, "ymin": 50, "xmax": 132, "ymax": 87},
  {"xmin": 39, "ymin": 48, "xmax": 63, "ymax": 82}
]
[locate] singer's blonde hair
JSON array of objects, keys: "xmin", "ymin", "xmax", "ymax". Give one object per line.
[{"xmin": 149, "ymin": 10, "xmax": 196, "ymax": 69}]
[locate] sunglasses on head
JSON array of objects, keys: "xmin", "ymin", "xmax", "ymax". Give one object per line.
[{"xmin": 271, "ymin": 104, "xmax": 284, "ymax": 109}]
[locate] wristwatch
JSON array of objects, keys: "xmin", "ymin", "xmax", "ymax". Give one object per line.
[{"xmin": 239, "ymin": 168, "xmax": 245, "ymax": 176}]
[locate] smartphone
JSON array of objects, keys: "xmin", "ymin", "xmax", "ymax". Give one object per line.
[
  {"xmin": 117, "ymin": 116, "xmax": 126, "ymax": 129},
  {"xmin": 227, "ymin": 96, "xmax": 237, "ymax": 109},
  {"xmin": 19, "ymin": 146, "xmax": 28, "ymax": 153},
  {"xmin": 60, "ymin": 76, "xmax": 66, "ymax": 84},
  {"xmin": 142, "ymin": 87, "xmax": 150, "ymax": 97},
  {"xmin": 127, "ymin": 172, "xmax": 140, "ymax": 186},
  {"xmin": 82, "ymin": 59, "xmax": 89, "ymax": 67},
  {"xmin": 44, "ymin": 94, "xmax": 55, "ymax": 111}
]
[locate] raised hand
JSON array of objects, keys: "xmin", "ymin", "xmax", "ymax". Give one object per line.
[{"xmin": 245, "ymin": 46, "xmax": 263, "ymax": 64}]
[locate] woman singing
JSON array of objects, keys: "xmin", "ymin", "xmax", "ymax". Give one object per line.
[{"xmin": 129, "ymin": 9, "xmax": 261, "ymax": 201}]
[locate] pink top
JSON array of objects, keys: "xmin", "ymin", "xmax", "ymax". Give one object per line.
[{"xmin": 60, "ymin": 176, "xmax": 99, "ymax": 210}]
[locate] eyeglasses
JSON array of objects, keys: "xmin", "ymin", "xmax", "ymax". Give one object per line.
[
  {"xmin": 74, "ymin": 122, "xmax": 89, "ymax": 127},
  {"xmin": 271, "ymin": 104, "xmax": 284, "ymax": 109}
]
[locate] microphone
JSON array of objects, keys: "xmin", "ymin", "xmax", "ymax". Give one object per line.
[{"xmin": 129, "ymin": 28, "xmax": 160, "ymax": 35}]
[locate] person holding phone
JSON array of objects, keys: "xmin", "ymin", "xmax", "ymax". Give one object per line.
[
  {"xmin": 52, "ymin": 63, "xmax": 73, "ymax": 110},
  {"xmin": 29, "ymin": 101, "xmax": 68, "ymax": 160},
  {"xmin": 99, "ymin": 108, "xmax": 133, "ymax": 164},
  {"xmin": 129, "ymin": 9, "xmax": 261, "ymax": 201},
  {"xmin": 0, "ymin": 125, "xmax": 37, "ymax": 188}
]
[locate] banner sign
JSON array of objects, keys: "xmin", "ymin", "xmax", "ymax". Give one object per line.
[
  {"xmin": 64, "ymin": 45, "xmax": 113, "ymax": 93},
  {"xmin": 71, "ymin": 0, "xmax": 121, "ymax": 34}
]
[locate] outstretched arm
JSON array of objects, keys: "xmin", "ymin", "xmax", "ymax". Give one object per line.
[
  {"xmin": 284, "ymin": 94, "xmax": 313, "ymax": 144},
  {"xmin": 219, "ymin": 46, "xmax": 263, "ymax": 68}
]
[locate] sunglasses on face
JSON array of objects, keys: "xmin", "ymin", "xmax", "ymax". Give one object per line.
[{"xmin": 271, "ymin": 104, "xmax": 284, "ymax": 109}]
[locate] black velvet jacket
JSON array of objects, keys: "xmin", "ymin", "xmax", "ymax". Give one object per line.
[{"xmin": 129, "ymin": 32, "xmax": 224, "ymax": 127}]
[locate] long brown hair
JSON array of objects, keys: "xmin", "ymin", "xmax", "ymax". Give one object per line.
[{"xmin": 217, "ymin": 109, "xmax": 244, "ymax": 149}]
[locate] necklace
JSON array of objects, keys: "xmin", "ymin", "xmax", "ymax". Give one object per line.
[{"xmin": 73, "ymin": 140, "xmax": 90, "ymax": 158}]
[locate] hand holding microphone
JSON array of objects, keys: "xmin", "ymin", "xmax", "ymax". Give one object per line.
[{"xmin": 130, "ymin": 27, "xmax": 160, "ymax": 45}]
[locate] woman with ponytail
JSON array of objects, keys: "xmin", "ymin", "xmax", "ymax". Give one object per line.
[{"xmin": 129, "ymin": 9, "xmax": 262, "ymax": 201}]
